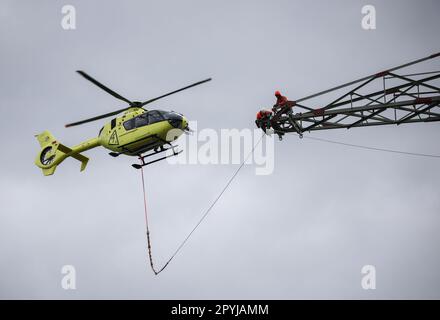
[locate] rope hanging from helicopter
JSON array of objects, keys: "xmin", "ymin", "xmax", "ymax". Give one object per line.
[{"xmin": 140, "ymin": 134, "xmax": 264, "ymax": 275}]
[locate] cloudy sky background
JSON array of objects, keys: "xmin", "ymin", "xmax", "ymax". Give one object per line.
[{"xmin": 1, "ymin": 0, "xmax": 439, "ymax": 299}]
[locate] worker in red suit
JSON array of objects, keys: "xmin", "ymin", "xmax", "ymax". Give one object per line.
[
  {"xmin": 255, "ymin": 109, "xmax": 273, "ymax": 133},
  {"xmin": 272, "ymin": 90, "xmax": 293, "ymax": 114}
]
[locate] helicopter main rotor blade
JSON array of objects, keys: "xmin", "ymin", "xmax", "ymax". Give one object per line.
[
  {"xmin": 66, "ymin": 76, "xmax": 212, "ymax": 127},
  {"xmin": 140, "ymin": 78, "xmax": 212, "ymax": 107},
  {"xmin": 65, "ymin": 107, "xmax": 128, "ymax": 128},
  {"xmin": 76, "ymin": 70, "xmax": 134, "ymax": 105}
]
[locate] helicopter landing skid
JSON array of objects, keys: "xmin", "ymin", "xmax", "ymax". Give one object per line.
[
  {"xmin": 109, "ymin": 152, "xmax": 121, "ymax": 157},
  {"xmin": 132, "ymin": 145, "xmax": 182, "ymax": 169}
]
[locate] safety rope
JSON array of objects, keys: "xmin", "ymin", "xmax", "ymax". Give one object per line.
[
  {"xmin": 140, "ymin": 134, "xmax": 264, "ymax": 275},
  {"xmin": 140, "ymin": 165, "xmax": 163, "ymax": 275}
]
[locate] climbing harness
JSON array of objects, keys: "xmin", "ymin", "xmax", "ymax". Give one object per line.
[{"xmin": 140, "ymin": 134, "xmax": 264, "ymax": 275}]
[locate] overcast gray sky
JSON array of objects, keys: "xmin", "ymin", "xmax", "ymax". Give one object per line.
[{"xmin": 1, "ymin": 0, "xmax": 440, "ymax": 299}]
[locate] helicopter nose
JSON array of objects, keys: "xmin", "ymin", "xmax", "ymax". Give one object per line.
[
  {"xmin": 167, "ymin": 113, "xmax": 182, "ymax": 128},
  {"xmin": 166, "ymin": 111, "xmax": 189, "ymax": 130}
]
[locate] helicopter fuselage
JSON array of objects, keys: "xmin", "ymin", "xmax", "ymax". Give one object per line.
[{"xmin": 99, "ymin": 107, "xmax": 188, "ymax": 156}]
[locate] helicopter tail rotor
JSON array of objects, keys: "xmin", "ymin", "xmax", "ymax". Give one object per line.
[{"xmin": 34, "ymin": 130, "xmax": 99, "ymax": 176}]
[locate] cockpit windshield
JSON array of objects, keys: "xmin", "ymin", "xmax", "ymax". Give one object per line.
[
  {"xmin": 123, "ymin": 110, "xmax": 169, "ymax": 131},
  {"xmin": 157, "ymin": 110, "xmax": 183, "ymax": 120}
]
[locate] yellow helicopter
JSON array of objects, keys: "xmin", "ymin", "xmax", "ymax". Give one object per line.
[{"xmin": 34, "ymin": 71, "xmax": 211, "ymax": 176}]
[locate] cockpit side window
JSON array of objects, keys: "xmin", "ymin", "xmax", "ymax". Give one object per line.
[
  {"xmin": 123, "ymin": 118, "xmax": 135, "ymax": 131},
  {"xmin": 123, "ymin": 111, "xmax": 166, "ymax": 130},
  {"xmin": 156, "ymin": 110, "xmax": 168, "ymax": 118},
  {"xmin": 147, "ymin": 111, "xmax": 165, "ymax": 124},
  {"xmin": 135, "ymin": 113, "xmax": 149, "ymax": 128}
]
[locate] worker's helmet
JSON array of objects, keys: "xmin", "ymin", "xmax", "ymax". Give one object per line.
[
  {"xmin": 275, "ymin": 90, "xmax": 281, "ymax": 97},
  {"xmin": 256, "ymin": 111, "xmax": 262, "ymax": 120}
]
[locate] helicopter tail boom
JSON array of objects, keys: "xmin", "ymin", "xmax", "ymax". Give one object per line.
[{"xmin": 34, "ymin": 131, "xmax": 99, "ymax": 176}]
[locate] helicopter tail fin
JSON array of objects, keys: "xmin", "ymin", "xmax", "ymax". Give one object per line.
[{"xmin": 34, "ymin": 130, "xmax": 90, "ymax": 176}]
